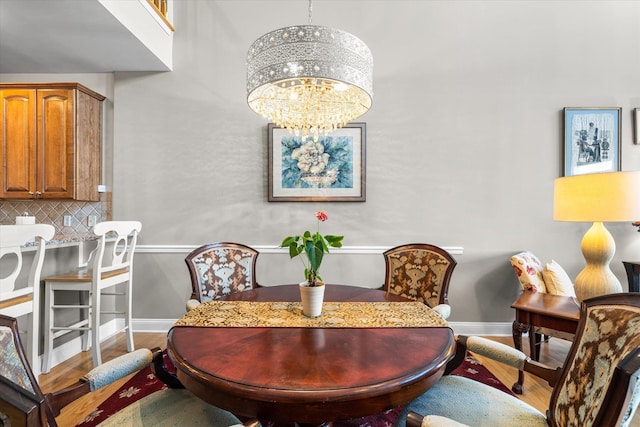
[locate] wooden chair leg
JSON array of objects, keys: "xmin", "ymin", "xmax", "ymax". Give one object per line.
[
  {"xmin": 406, "ymin": 411, "xmax": 423, "ymax": 427},
  {"xmin": 151, "ymin": 348, "xmax": 184, "ymax": 389}
]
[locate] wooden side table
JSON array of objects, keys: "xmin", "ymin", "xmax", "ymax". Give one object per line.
[
  {"xmin": 622, "ymin": 261, "xmax": 640, "ymax": 293},
  {"xmin": 510, "ymin": 291, "xmax": 580, "ymax": 394}
]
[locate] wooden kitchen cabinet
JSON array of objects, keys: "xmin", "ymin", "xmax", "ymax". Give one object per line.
[{"xmin": 0, "ymin": 83, "xmax": 105, "ymax": 201}]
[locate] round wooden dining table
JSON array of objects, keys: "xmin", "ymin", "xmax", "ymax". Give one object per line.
[{"xmin": 167, "ymin": 284, "xmax": 455, "ymax": 425}]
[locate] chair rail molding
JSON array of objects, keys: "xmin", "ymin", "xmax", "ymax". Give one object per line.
[{"xmin": 135, "ymin": 245, "xmax": 464, "ymax": 255}]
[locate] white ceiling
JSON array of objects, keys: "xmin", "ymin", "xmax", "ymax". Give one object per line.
[{"xmin": 0, "ymin": 0, "xmax": 170, "ymax": 73}]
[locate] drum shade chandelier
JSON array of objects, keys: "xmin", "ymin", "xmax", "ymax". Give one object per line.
[{"xmin": 246, "ymin": 0, "xmax": 373, "ymax": 141}]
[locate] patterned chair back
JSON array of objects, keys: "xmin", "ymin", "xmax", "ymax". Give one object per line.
[
  {"xmin": 185, "ymin": 242, "xmax": 259, "ymax": 302},
  {"xmin": 0, "ymin": 314, "xmax": 50, "ymax": 426},
  {"xmin": 383, "ymin": 244, "xmax": 457, "ymax": 309},
  {"xmin": 549, "ymin": 293, "xmax": 640, "ymax": 427}
]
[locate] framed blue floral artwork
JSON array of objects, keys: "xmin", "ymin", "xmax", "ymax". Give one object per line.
[
  {"xmin": 563, "ymin": 107, "xmax": 621, "ymax": 176},
  {"xmin": 268, "ymin": 123, "xmax": 366, "ymax": 201}
]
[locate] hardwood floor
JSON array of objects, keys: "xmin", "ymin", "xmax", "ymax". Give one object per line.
[{"xmin": 38, "ymin": 333, "xmax": 639, "ymax": 426}]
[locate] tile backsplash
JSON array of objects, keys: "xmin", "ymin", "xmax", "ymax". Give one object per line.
[{"xmin": 0, "ymin": 193, "xmax": 111, "ymax": 236}]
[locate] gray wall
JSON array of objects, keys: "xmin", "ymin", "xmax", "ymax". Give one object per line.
[{"xmin": 5, "ymin": 1, "xmax": 640, "ymax": 324}]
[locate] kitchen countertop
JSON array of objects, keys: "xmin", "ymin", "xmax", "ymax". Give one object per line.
[{"xmin": 21, "ymin": 233, "xmax": 99, "ymax": 251}]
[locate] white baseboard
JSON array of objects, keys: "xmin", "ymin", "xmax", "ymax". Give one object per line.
[
  {"xmin": 447, "ymin": 321, "xmax": 513, "ymax": 336},
  {"xmin": 133, "ymin": 318, "xmax": 178, "ymax": 333}
]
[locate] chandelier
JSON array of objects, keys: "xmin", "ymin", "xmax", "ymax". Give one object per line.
[{"xmin": 246, "ymin": 1, "xmax": 373, "ymax": 141}]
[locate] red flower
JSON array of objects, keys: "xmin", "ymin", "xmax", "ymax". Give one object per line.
[{"xmin": 315, "ymin": 211, "xmax": 328, "ymax": 222}]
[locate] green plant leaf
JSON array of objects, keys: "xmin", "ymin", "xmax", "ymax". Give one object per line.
[
  {"xmin": 305, "ymin": 239, "xmax": 324, "ymax": 272},
  {"xmin": 312, "ymin": 232, "xmax": 328, "ymax": 253},
  {"xmin": 280, "ymin": 236, "xmax": 297, "ymax": 247},
  {"xmin": 324, "ymin": 234, "xmax": 344, "ymax": 248},
  {"xmin": 288, "ymin": 243, "xmax": 303, "ymax": 259}
]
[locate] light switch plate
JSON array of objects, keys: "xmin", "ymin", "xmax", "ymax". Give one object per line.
[
  {"xmin": 87, "ymin": 215, "xmax": 97, "ymax": 226},
  {"xmin": 63, "ymin": 215, "xmax": 72, "ymax": 227}
]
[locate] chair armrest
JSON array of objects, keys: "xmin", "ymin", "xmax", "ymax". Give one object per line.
[
  {"xmin": 407, "ymin": 411, "xmax": 470, "ymax": 427},
  {"xmin": 462, "ymin": 336, "xmax": 528, "ymax": 370},
  {"xmin": 186, "ymin": 299, "xmax": 201, "ymax": 312},
  {"xmin": 458, "ymin": 336, "xmax": 562, "ymax": 387},
  {"xmin": 432, "ymin": 304, "xmax": 451, "ymax": 320},
  {"xmin": 83, "ymin": 348, "xmax": 153, "ymax": 391},
  {"xmin": 45, "ymin": 348, "xmax": 154, "ymax": 416}
]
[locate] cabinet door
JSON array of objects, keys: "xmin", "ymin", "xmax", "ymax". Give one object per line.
[
  {"xmin": 0, "ymin": 89, "xmax": 37, "ymax": 198},
  {"xmin": 37, "ymin": 89, "xmax": 74, "ymax": 199},
  {"xmin": 75, "ymin": 90, "xmax": 101, "ymax": 201}
]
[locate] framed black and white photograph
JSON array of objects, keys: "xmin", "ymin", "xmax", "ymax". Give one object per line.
[
  {"xmin": 563, "ymin": 107, "xmax": 621, "ymax": 176},
  {"xmin": 268, "ymin": 123, "xmax": 366, "ymax": 202}
]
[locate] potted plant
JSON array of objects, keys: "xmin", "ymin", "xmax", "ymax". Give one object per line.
[{"xmin": 281, "ymin": 211, "xmax": 343, "ymax": 316}]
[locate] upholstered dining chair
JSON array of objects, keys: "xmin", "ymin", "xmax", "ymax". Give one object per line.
[
  {"xmin": 0, "ymin": 313, "xmax": 255, "ymax": 427},
  {"xmin": 0, "ymin": 224, "xmax": 55, "ymax": 377},
  {"xmin": 42, "ymin": 221, "xmax": 142, "ymax": 373},
  {"xmin": 400, "ymin": 293, "xmax": 640, "ymax": 427},
  {"xmin": 185, "ymin": 242, "xmax": 259, "ymax": 311},
  {"xmin": 383, "ymin": 244, "xmax": 457, "ymax": 319}
]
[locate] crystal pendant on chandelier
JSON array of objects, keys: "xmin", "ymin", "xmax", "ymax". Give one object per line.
[{"xmin": 246, "ymin": 24, "xmax": 373, "ymax": 141}]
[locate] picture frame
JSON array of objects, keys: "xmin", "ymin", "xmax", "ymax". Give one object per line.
[
  {"xmin": 268, "ymin": 123, "xmax": 366, "ymax": 202},
  {"xmin": 563, "ymin": 107, "xmax": 621, "ymax": 176},
  {"xmin": 635, "ymin": 108, "xmax": 640, "ymax": 145}
]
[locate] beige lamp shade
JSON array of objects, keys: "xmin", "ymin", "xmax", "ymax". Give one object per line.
[
  {"xmin": 553, "ymin": 170, "xmax": 640, "ymax": 301},
  {"xmin": 554, "ymin": 171, "xmax": 640, "ymax": 222}
]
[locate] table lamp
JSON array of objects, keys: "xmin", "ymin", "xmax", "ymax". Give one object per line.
[{"xmin": 553, "ymin": 171, "xmax": 640, "ymax": 301}]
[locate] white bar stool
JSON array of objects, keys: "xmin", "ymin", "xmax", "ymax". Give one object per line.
[
  {"xmin": 42, "ymin": 221, "xmax": 142, "ymax": 373},
  {"xmin": 0, "ymin": 223, "xmax": 55, "ymax": 376}
]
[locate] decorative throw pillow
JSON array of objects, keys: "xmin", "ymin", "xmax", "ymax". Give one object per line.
[
  {"xmin": 510, "ymin": 252, "xmax": 547, "ymax": 293},
  {"xmin": 542, "ymin": 260, "xmax": 576, "ymax": 297}
]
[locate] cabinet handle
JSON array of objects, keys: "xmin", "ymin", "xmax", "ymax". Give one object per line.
[
  {"xmin": 35, "ymin": 191, "xmax": 42, "ymax": 198},
  {"xmin": 29, "ymin": 191, "xmax": 34, "ymax": 196}
]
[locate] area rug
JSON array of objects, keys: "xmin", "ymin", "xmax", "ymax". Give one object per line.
[{"xmin": 76, "ymin": 351, "xmax": 513, "ymax": 427}]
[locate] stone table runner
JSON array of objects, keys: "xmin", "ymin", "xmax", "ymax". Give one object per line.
[{"xmin": 174, "ymin": 301, "xmax": 448, "ymax": 328}]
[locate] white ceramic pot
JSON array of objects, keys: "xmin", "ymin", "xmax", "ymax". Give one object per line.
[{"xmin": 299, "ymin": 281, "xmax": 325, "ymax": 317}]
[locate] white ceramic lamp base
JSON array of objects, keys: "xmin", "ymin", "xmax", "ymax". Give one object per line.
[{"xmin": 574, "ymin": 221, "xmax": 623, "ymax": 302}]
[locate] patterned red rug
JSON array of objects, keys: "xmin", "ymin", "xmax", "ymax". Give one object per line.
[{"xmin": 76, "ymin": 351, "xmax": 513, "ymax": 427}]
